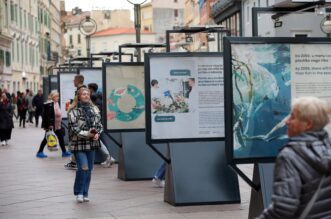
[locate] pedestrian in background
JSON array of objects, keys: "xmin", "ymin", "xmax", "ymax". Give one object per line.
[
  {"xmin": 256, "ymin": 96, "xmax": 331, "ymax": 219},
  {"xmin": 0, "ymin": 93, "xmax": 14, "ymax": 146},
  {"xmin": 88, "ymin": 83, "xmax": 113, "ymax": 168},
  {"xmin": 65, "ymin": 74, "xmax": 87, "ymax": 170},
  {"xmin": 17, "ymin": 92, "xmax": 28, "ymax": 128},
  {"xmin": 36, "ymin": 91, "xmax": 71, "ymax": 158},
  {"xmin": 33, "ymin": 89, "xmax": 44, "ymax": 127},
  {"xmin": 11, "ymin": 92, "xmax": 18, "ymax": 119},
  {"xmin": 68, "ymin": 87, "xmax": 103, "ymax": 203},
  {"xmin": 26, "ymin": 90, "xmax": 34, "ymax": 124}
]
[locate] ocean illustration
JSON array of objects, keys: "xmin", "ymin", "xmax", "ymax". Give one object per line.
[{"xmin": 231, "ymin": 44, "xmax": 291, "ymax": 159}]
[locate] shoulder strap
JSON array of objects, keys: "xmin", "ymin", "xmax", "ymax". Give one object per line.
[{"xmin": 298, "ymin": 175, "xmax": 325, "ymax": 219}]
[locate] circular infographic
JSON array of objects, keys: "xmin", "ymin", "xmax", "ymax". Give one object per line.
[{"xmin": 107, "ymin": 84, "xmax": 145, "ymax": 122}]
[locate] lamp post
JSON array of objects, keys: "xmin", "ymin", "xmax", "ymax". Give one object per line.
[
  {"xmin": 127, "ymin": 0, "xmax": 147, "ymax": 62},
  {"xmin": 79, "ymin": 15, "xmax": 97, "ymax": 67},
  {"xmin": 321, "ymin": 15, "xmax": 331, "ymax": 37}
]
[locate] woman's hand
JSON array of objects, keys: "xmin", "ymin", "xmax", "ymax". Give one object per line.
[{"xmin": 93, "ymin": 133, "xmax": 100, "ymax": 141}]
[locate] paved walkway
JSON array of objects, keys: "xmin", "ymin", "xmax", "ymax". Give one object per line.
[{"xmin": 0, "ymin": 120, "xmax": 253, "ymax": 219}]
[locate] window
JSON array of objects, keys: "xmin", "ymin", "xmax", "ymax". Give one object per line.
[
  {"xmin": 266, "ymin": 0, "xmax": 269, "ymax": 7},
  {"xmin": 14, "ymin": 4, "xmax": 17, "ymax": 22},
  {"xmin": 247, "ymin": 6, "xmax": 250, "ymax": 21},
  {"xmin": 19, "ymin": 7, "xmax": 22, "ymax": 27},
  {"xmin": 77, "ymin": 34, "xmax": 81, "ymax": 44},
  {"xmin": 77, "ymin": 49, "xmax": 81, "ymax": 56},
  {"xmin": 12, "ymin": 41, "xmax": 15, "ymax": 62},
  {"xmin": 5, "ymin": 51, "xmax": 11, "ymax": 66},
  {"xmin": 0, "ymin": 50, "xmax": 4, "ymax": 64},
  {"xmin": 10, "ymin": 1, "xmax": 14, "ymax": 21},
  {"xmin": 174, "ymin": 0, "xmax": 178, "ymax": 2},
  {"xmin": 174, "ymin": 9, "xmax": 178, "ymax": 17},
  {"xmin": 69, "ymin": 35, "xmax": 73, "ymax": 44},
  {"xmin": 24, "ymin": 10, "xmax": 27, "ymax": 29},
  {"xmin": 16, "ymin": 39, "xmax": 19, "ymax": 61}
]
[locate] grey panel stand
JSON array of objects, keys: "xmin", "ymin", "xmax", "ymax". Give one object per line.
[
  {"xmin": 100, "ymin": 132, "xmax": 121, "ymax": 161},
  {"xmin": 248, "ymin": 163, "xmax": 274, "ymax": 219},
  {"xmin": 118, "ymin": 132, "xmax": 166, "ymax": 180},
  {"xmin": 165, "ymin": 141, "xmax": 241, "ymax": 206}
]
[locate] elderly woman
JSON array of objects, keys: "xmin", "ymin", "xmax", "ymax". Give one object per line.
[
  {"xmin": 256, "ymin": 96, "xmax": 331, "ymax": 219},
  {"xmin": 0, "ymin": 93, "xmax": 14, "ymax": 146},
  {"xmin": 68, "ymin": 87, "xmax": 103, "ymax": 203},
  {"xmin": 36, "ymin": 91, "xmax": 71, "ymax": 158}
]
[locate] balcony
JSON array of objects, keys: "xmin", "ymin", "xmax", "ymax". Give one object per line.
[{"xmin": 211, "ymin": 0, "xmax": 241, "ymax": 17}]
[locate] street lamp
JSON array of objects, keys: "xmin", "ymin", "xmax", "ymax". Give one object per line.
[
  {"xmin": 321, "ymin": 15, "xmax": 331, "ymax": 37},
  {"xmin": 127, "ymin": 0, "xmax": 147, "ymax": 62},
  {"xmin": 79, "ymin": 15, "xmax": 97, "ymax": 67}
]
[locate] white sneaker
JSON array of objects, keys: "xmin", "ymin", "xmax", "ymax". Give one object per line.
[
  {"xmin": 101, "ymin": 156, "xmax": 112, "ymax": 168},
  {"xmin": 83, "ymin": 196, "xmax": 89, "ymax": 202},
  {"xmin": 160, "ymin": 180, "xmax": 165, "ymax": 188},
  {"xmin": 4, "ymin": 141, "xmax": 7, "ymax": 146},
  {"xmin": 1, "ymin": 141, "xmax": 5, "ymax": 146},
  {"xmin": 76, "ymin": 195, "xmax": 84, "ymax": 203},
  {"xmin": 152, "ymin": 177, "xmax": 162, "ymax": 188}
]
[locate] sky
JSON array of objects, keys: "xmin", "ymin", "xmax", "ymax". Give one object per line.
[{"xmin": 65, "ymin": 0, "xmax": 151, "ymax": 20}]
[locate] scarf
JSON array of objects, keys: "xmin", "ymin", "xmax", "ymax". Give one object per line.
[{"xmin": 78, "ymin": 102, "xmax": 94, "ymax": 128}]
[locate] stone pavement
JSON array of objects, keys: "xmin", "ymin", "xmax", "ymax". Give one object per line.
[{"xmin": 0, "ymin": 120, "xmax": 253, "ymax": 219}]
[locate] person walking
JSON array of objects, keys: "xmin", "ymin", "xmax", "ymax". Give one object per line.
[
  {"xmin": 36, "ymin": 91, "xmax": 71, "ymax": 158},
  {"xmin": 32, "ymin": 89, "xmax": 44, "ymax": 127},
  {"xmin": 256, "ymin": 96, "xmax": 331, "ymax": 219},
  {"xmin": 65, "ymin": 74, "xmax": 87, "ymax": 170},
  {"xmin": 17, "ymin": 92, "xmax": 28, "ymax": 128},
  {"xmin": 26, "ymin": 90, "xmax": 34, "ymax": 124},
  {"xmin": 68, "ymin": 87, "xmax": 103, "ymax": 203},
  {"xmin": 0, "ymin": 93, "xmax": 14, "ymax": 146},
  {"xmin": 88, "ymin": 83, "xmax": 113, "ymax": 168}
]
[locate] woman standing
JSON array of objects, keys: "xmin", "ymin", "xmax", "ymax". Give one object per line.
[
  {"xmin": 36, "ymin": 91, "xmax": 71, "ymax": 158},
  {"xmin": 0, "ymin": 93, "xmax": 14, "ymax": 146},
  {"xmin": 17, "ymin": 92, "xmax": 28, "ymax": 128},
  {"xmin": 68, "ymin": 88, "xmax": 103, "ymax": 203}
]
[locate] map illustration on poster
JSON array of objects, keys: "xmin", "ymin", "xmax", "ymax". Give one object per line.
[
  {"xmin": 225, "ymin": 38, "xmax": 331, "ymax": 163},
  {"xmin": 104, "ymin": 64, "xmax": 145, "ymax": 131},
  {"xmin": 146, "ymin": 53, "xmax": 225, "ymax": 143}
]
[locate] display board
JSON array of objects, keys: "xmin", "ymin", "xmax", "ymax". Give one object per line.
[
  {"xmin": 49, "ymin": 75, "xmax": 58, "ymax": 92},
  {"xmin": 224, "ymin": 37, "xmax": 331, "ymax": 164},
  {"xmin": 78, "ymin": 68, "xmax": 103, "ymax": 92},
  {"xmin": 145, "ymin": 53, "xmax": 225, "ymax": 144},
  {"xmin": 58, "ymin": 71, "xmax": 77, "ymax": 119},
  {"xmin": 102, "ymin": 63, "xmax": 145, "ymax": 132}
]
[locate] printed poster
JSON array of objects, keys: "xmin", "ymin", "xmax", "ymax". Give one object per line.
[
  {"xmin": 149, "ymin": 55, "xmax": 225, "ymax": 140},
  {"xmin": 105, "ymin": 65, "xmax": 145, "ymax": 131},
  {"xmin": 231, "ymin": 43, "xmax": 331, "ymax": 160}
]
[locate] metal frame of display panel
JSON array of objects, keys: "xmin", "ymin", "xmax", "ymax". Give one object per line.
[
  {"xmin": 145, "ymin": 52, "xmax": 225, "ymax": 144},
  {"xmin": 223, "ymin": 36, "xmax": 331, "ymax": 164},
  {"xmin": 102, "ymin": 62, "xmax": 145, "ymax": 132}
]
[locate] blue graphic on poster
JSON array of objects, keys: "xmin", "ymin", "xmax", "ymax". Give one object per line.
[
  {"xmin": 231, "ymin": 44, "xmax": 291, "ymax": 159},
  {"xmin": 107, "ymin": 84, "xmax": 145, "ymax": 122}
]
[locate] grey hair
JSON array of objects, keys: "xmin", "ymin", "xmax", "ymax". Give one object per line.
[{"xmin": 292, "ymin": 96, "xmax": 330, "ymax": 131}]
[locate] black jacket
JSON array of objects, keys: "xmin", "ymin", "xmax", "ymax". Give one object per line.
[
  {"xmin": 257, "ymin": 130, "xmax": 331, "ymax": 219},
  {"xmin": 32, "ymin": 95, "xmax": 44, "ymax": 112},
  {"xmin": 41, "ymin": 101, "xmax": 55, "ymax": 129},
  {"xmin": 0, "ymin": 102, "xmax": 14, "ymax": 129}
]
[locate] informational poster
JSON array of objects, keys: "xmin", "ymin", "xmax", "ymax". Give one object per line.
[
  {"xmin": 58, "ymin": 72, "xmax": 77, "ymax": 119},
  {"xmin": 79, "ymin": 68, "xmax": 102, "ymax": 92},
  {"xmin": 49, "ymin": 75, "xmax": 58, "ymax": 92},
  {"xmin": 104, "ymin": 64, "xmax": 145, "ymax": 131},
  {"xmin": 224, "ymin": 38, "xmax": 331, "ymax": 164},
  {"xmin": 146, "ymin": 53, "xmax": 224, "ymax": 143}
]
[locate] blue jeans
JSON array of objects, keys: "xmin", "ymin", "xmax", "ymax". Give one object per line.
[
  {"xmin": 154, "ymin": 162, "xmax": 166, "ymax": 180},
  {"xmin": 73, "ymin": 150, "xmax": 95, "ymax": 196}
]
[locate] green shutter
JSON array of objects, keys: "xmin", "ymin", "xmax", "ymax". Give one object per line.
[{"xmin": 5, "ymin": 52, "xmax": 11, "ymax": 66}]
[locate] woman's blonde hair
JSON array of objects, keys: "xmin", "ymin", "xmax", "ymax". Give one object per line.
[
  {"xmin": 68, "ymin": 87, "xmax": 95, "ymax": 111},
  {"xmin": 292, "ymin": 96, "xmax": 330, "ymax": 131},
  {"xmin": 48, "ymin": 90, "xmax": 59, "ymax": 101}
]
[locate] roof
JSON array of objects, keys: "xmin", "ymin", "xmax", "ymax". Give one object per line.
[{"xmin": 92, "ymin": 28, "xmax": 155, "ymax": 37}]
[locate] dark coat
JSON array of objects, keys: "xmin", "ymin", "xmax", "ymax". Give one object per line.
[
  {"xmin": 41, "ymin": 101, "xmax": 55, "ymax": 130},
  {"xmin": 0, "ymin": 102, "xmax": 14, "ymax": 129},
  {"xmin": 32, "ymin": 95, "xmax": 44, "ymax": 112},
  {"xmin": 256, "ymin": 130, "xmax": 331, "ymax": 219}
]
